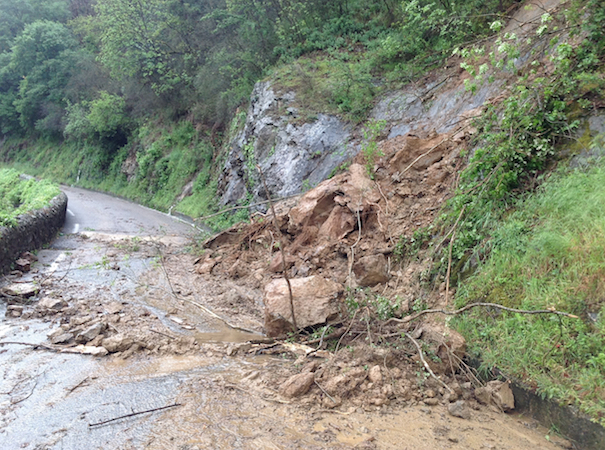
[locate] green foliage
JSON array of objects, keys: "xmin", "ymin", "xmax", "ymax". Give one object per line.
[
  {"xmin": 361, "ymin": 119, "xmax": 386, "ymax": 178},
  {"xmin": 0, "ymin": 168, "xmax": 60, "ymax": 227},
  {"xmin": 394, "ymin": 226, "xmax": 432, "ymax": 261},
  {"xmin": 438, "ymin": 1, "xmax": 605, "ymax": 277},
  {"xmin": 94, "ymin": 0, "xmax": 190, "ymax": 93},
  {"xmin": 1, "ymin": 19, "xmax": 83, "ymax": 134},
  {"xmin": 454, "ymin": 160, "xmax": 605, "ymax": 424}
]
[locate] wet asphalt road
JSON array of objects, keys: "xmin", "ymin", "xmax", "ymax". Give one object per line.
[{"xmin": 61, "ymin": 186, "xmax": 196, "ymax": 237}]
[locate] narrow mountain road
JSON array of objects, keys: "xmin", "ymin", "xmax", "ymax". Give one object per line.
[{"xmin": 0, "ymin": 188, "xmax": 569, "ymax": 450}]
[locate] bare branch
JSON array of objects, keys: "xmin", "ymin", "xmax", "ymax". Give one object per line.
[
  {"xmin": 386, "ymin": 302, "xmax": 579, "ymax": 326},
  {"xmin": 404, "ymin": 332, "xmax": 454, "ymax": 394}
]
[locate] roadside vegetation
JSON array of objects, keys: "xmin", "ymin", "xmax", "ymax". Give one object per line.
[
  {"xmin": 432, "ymin": 0, "xmax": 605, "ymax": 424},
  {"xmin": 1, "ymin": 0, "xmax": 605, "ymax": 428},
  {"xmin": 0, "ymin": 0, "xmax": 517, "ymax": 229},
  {"xmin": 0, "ymin": 168, "xmax": 60, "ymax": 227},
  {"xmin": 454, "ymin": 157, "xmax": 605, "ymax": 423}
]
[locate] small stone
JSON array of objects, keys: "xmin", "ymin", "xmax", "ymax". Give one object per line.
[
  {"xmin": 445, "ymin": 392, "xmax": 459, "ymax": 403},
  {"xmin": 6, "ymin": 305, "xmax": 24, "ymax": 317},
  {"xmin": 76, "ymin": 345, "xmax": 109, "ymax": 357},
  {"xmin": 102, "ymin": 334, "xmax": 133, "ymax": 353},
  {"xmin": 14, "ymin": 258, "xmax": 31, "ymax": 272},
  {"xmin": 49, "ymin": 332, "xmax": 74, "ymax": 344},
  {"xmin": 280, "ymin": 372, "xmax": 315, "ymax": 398},
  {"xmin": 38, "ymin": 297, "xmax": 68, "ymax": 310},
  {"xmin": 424, "ymin": 398, "xmax": 439, "ymax": 406},
  {"xmin": 6, "ymin": 283, "xmax": 39, "ymax": 298},
  {"xmin": 76, "ymin": 322, "xmax": 104, "ymax": 343},
  {"xmin": 425, "ymin": 389, "xmax": 436, "ymax": 398},
  {"xmin": 368, "ymin": 365, "xmax": 383, "ymax": 384},
  {"xmin": 448, "ymin": 400, "xmax": 471, "ymax": 420},
  {"xmin": 105, "ymin": 301, "xmax": 124, "ymax": 314}
]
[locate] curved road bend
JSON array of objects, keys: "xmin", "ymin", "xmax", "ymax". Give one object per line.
[{"xmin": 61, "ymin": 185, "xmax": 196, "ymax": 237}]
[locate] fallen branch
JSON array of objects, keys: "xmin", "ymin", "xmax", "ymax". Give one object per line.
[
  {"xmin": 89, "ymin": 403, "xmax": 182, "ymax": 427},
  {"xmin": 66, "ymin": 376, "xmax": 90, "ymax": 395},
  {"xmin": 386, "ymin": 302, "xmax": 579, "ymax": 325},
  {"xmin": 314, "ymin": 379, "xmax": 337, "ymax": 404},
  {"xmin": 194, "ymin": 193, "xmax": 302, "ymax": 222},
  {"xmin": 11, "ymin": 377, "xmax": 39, "ymax": 405},
  {"xmin": 149, "ymin": 329, "xmax": 177, "ymax": 340},
  {"xmin": 335, "ymin": 308, "xmax": 360, "ymax": 353},
  {"xmin": 257, "ymin": 165, "xmax": 297, "ymax": 331},
  {"xmin": 153, "ymin": 245, "xmax": 258, "ymax": 334},
  {"xmin": 347, "ymin": 204, "xmax": 363, "ymax": 289},
  {"xmin": 0, "ymin": 341, "xmax": 67, "ymax": 353},
  {"xmin": 404, "ymin": 332, "xmax": 454, "ymax": 395}
]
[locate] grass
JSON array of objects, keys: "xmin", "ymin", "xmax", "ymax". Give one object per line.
[
  {"xmin": 453, "ymin": 149, "xmax": 605, "ymax": 425},
  {"xmin": 0, "ymin": 119, "xmax": 249, "ymax": 232},
  {"xmin": 0, "ymin": 168, "xmax": 60, "ymax": 227}
]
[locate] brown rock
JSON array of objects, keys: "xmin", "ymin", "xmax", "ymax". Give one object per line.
[
  {"xmin": 102, "ymin": 334, "xmax": 133, "ymax": 353},
  {"xmin": 317, "ymin": 205, "xmax": 356, "ymax": 240},
  {"xmin": 14, "ymin": 258, "xmax": 31, "ymax": 272},
  {"xmin": 227, "ymin": 259, "xmax": 246, "ymax": 278},
  {"xmin": 264, "ymin": 275, "xmax": 342, "ymax": 337},
  {"xmin": 353, "ymin": 254, "xmax": 389, "ymax": 287},
  {"xmin": 368, "ymin": 366, "xmax": 383, "ymax": 384},
  {"xmin": 448, "ymin": 400, "xmax": 471, "ymax": 420},
  {"xmin": 38, "ymin": 297, "xmax": 68, "ymax": 311},
  {"xmin": 5, "ymin": 283, "xmax": 39, "ymax": 298},
  {"xmin": 268, "ymin": 252, "xmax": 295, "ymax": 273},
  {"xmin": 104, "ymin": 301, "xmax": 123, "ymax": 314},
  {"xmin": 476, "ymin": 380, "xmax": 515, "ymax": 411},
  {"xmin": 416, "ymin": 323, "xmax": 466, "ymax": 373},
  {"xmin": 196, "ymin": 259, "xmax": 217, "ymax": 275},
  {"xmin": 49, "ymin": 331, "xmax": 74, "ymax": 344},
  {"xmin": 78, "ymin": 345, "xmax": 109, "ymax": 357},
  {"xmin": 76, "ymin": 322, "xmax": 104, "ymax": 344},
  {"xmin": 6, "ymin": 305, "xmax": 24, "ymax": 317},
  {"xmin": 280, "ymin": 372, "xmax": 316, "ymax": 398}
]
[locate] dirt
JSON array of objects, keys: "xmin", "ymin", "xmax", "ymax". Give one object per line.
[
  {"xmin": 0, "ymin": 2, "xmax": 578, "ymax": 447},
  {"xmin": 1, "ymin": 226, "xmax": 573, "ymax": 449}
]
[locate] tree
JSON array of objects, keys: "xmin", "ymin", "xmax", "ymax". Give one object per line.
[{"xmin": 2, "ymin": 20, "xmax": 83, "ymax": 134}]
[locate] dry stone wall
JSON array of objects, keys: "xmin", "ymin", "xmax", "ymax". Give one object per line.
[{"xmin": 0, "ymin": 192, "xmax": 67, "ymax": 274}]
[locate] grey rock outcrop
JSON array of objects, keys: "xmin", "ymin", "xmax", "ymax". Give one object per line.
[{"xmin": 217, "ymin": 81, "xmax": 355, "ymax": 206}]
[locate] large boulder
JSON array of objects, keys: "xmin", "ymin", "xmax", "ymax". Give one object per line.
[{"xmin": 264, "ymin": 275, "xmax": 342, "ymax": 337}]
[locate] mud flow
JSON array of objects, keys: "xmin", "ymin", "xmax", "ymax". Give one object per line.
[{"xmin": 0, "ymin": 187, "xmax": 570, "ymax": 450}]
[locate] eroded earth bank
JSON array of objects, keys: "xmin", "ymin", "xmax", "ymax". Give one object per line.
[{"xmin": 0, "ymin": 186, "xmax": 573, "ymax": 450}]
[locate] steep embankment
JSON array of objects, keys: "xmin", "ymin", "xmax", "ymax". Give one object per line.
[
  {"xmin": 193, "ymin": 0, "xmax": 605, "ymax": 446},
  {"xmin": 0, "ymin": 169, "xmax": 65, "ymax": 274}
]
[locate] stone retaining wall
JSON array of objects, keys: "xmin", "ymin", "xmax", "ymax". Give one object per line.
[{"xmin": 0, "ymin": 192, "xmax": 67, "ymax": 275}]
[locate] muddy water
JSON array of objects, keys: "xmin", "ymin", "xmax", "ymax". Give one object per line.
[{"xmin": 0, "ymin": 189, "xmax": 568, "ymax": 449}]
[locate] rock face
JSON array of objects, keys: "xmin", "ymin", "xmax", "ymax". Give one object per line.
[
  {"xmin": 264, "ymin": 275, "xmax": 343, "ymax": 337},
  {"xmin": 217, "ymin": 81, "xmax": 355, "ymax": 206}
]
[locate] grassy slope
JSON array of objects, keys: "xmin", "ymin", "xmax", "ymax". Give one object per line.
[
  {"xmin": 454, "ymin": 140, "xmax": 605, "ymax": 424},
  {"xmin": 0, "ymin": 119, "xmax": 242, "ymax": 232},
  {"xmin": 0, "ymin": 168, "xmax": 60, "ymax": 227}
]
